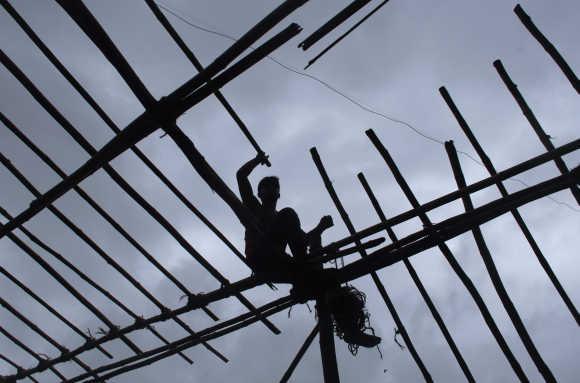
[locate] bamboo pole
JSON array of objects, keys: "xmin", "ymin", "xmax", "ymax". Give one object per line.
[
  {"xmin": 366, "ymin": 129, "xmax": 529, "ymax": 382},
  {"xmin": 0, "ymin": 21, "xmax": 300, "ymax": 241},
  {"xmin": 439, "ymin": 86, "xmax": 578, "ymax": 324},
  {"xmin": 311, "ymin": 147, "xmax": 432, "ymax": 382},
  {"xmin": 305, "ymin": 0, "xmax": 391, "ymax": 69},
  {"xmin": 0, "ymin": 205, "xmax": 194, "ymax": 365},
  {"xmin": 298, "ymin": 0, "xmax": 370, "ymax": 51},
  {"xmin": 446, "ymin": 141, "xmax": 556, "ymax": 382},
  {"xmin": 494, "ymin": 59, "xmax": 580, "ymax": 205},
  {"xmin": 317, "ymin": 296, "xmax": 340, "ymax": 383},
  {"xmin": 0, "ymin": 297, "xmax": 103, "ymax": 381},
  {"xmin": 0, "ymin": 353, "xmax": 40, "ymax": 383},
  {"xmin": 514, "ymin": 4, "xmax": 579, "ymax": 93},
  {"xmin": 0, "ymin": 0, "xmax": 252, "ymax": 274},
  {"xmin": 0, "ymin": 325, "xmax": 67, "ymax": 381},
  {"xmin": 357, "ymin": 172, "xmax": 475, "ymax": 382},
  {"xmin": 280, "ymin": 325, "xmax": 319, "ymax": 383},
  {"xmin": 144, "ymin": 0, "xmax": 271, "ymax": 166},
  {"xmin": 316, "ymin": 137, "xmax": 579, "ymax": 254},
  {"xmin": 0, "ymin": 265, "xmax": 113, "ymax": 360}
]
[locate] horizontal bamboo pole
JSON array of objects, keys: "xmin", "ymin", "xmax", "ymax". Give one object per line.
[
  {"xmin": 316, "ymin": 137, "xmax": 579, "ymax": 254},
  {"xmin": 298, "ymin": 0, "xmax": 370, "ymax": 51},
  {"xmin": 439, "ymin": 86, "xmax": 579, "ymax": 324},
  {"xmin": 514, "ymin": 4, "xmax": 579, "ymax": 93},
  {"xmin": 446, "ymin": 141, "xmax": 555, "ymax": 382}
]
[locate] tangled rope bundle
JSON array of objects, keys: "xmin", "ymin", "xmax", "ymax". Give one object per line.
[{"xmin": 328, "ymin": 285, "xmax": 375, "ymax": 355}]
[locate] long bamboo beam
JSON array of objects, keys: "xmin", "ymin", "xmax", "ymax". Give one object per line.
[
  {"xmin": 311, "ymin": 147, "xmax": 432, "ymax": 382},
  {"xmin": 494, "ymin": 59, "xmax": 580, "ymax": 205},
  {"xmin": 0, "ymin": 19, "xmax": 301, "ymax": 241},
  {"xmin": 280, "ymin": 325, "xmax": 319, "ymax": 383},
  {"xmin": 357, "ymin": 172, "xmax": 475, "ymax": 382},
  {"xmin": 0, "ymin": 297, "xmax": 102, "ymax": 381},
  {"xmin": 316, "ymin": 137, "xmax": 579, "ymax": 254},
  {"xmin": 317, "ymin": 296, "xmax": 340, "ymax": 383},
  {"xmin": 0, "ymin": 264, "xmax": 113, "ymax": 360},
  {"xmin": 439, "ymin": 86, "xmax": 578, "ymax": 324},
  {"xmin": 514, "ymin": 4, "xmax": 579, "ymax": 93},
  {"xmin": 298, "ymin": 0, "xmax": 370, "ymax": 51},
  {"xmin": 446, "ymin": 141, "xmax": 556, "ymax": 382},
  {"xmin": 305, "ymin": 0, "xmax": 391, "ymax": 69},
  {"xmin": 0, "ymin": 205, "xmax": 195, "ymax": 365},
  {"xmin": 366, "ymin": 129, "xmax": 529, "ymax": 382}
]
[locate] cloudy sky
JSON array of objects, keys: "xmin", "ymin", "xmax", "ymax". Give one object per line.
[{"xmin": 1, "ymin": 0, "xmax": 578, "ymax": 381}]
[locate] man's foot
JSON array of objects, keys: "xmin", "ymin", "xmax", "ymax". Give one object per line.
[{"xmin": 343, "ymin": 331, "xmax": 381, "ymax": 348}]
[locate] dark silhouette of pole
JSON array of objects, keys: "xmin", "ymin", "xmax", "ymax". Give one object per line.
[
  {"xmin": 446, "ymin": 141, "xmax": 556, "ymax": 382},
  {"xmin": 514, "ymin": 4, "xmax": 579, "ymax": 93},
  {"xmin": 317, "ymin": 296, "xmax": 340, "ymax": 383},
  {"xmin": 311, "ymin": 147, "xmax": 432, "ymax": 382},
  {"xmin": 357, "ymin": 172, "xmax": 475, "ymax": 382},
  {"xmin": 0, "ymin": 353, "xmax": 40, "ymax": 383},
  {"xmin": 494, "ymin": 59, "xmax": 580, "ymax": 205},
  {"xmin": 366, "ymin": 129, "xmax": 529, "ymax": 382},
  {"xmin": 439, "ymin": 86, "xmax": 579, "ymax": 325},
  {"xmin": 280, "ymin": 325, "xmax": 319, "ymax": 383}
]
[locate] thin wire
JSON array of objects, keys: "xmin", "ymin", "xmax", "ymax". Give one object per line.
[{"xmin": 156, "ymin": 2, "xmax": 578, "ymax": 213}]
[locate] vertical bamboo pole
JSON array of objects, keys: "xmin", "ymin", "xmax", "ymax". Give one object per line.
[
  {"xmin": 494, "ymin": 59, "xmax": 580, "ymax": 205},
  {"xmin": 514, "ymin": 4, "xmax": 579, "ymax": 93},
  {"xmin": 439, "ymin": 86, "xmax": 578, "ymax": 324},
  {"xmin": 446, "ymin": 141, "xmax": 556, "ymax": 382},
  {"xmin": 311, "ymin": 147, "xmax": 433, "ymax": 382},
  {"xmin": 366, "ymin": 128, "xmax": 529, "ymax": 382},
  {"xmin": 357, "ymin": 172, "xmax": 475, "ymax": 382},
  {"xmin": 317, "ymin": 296, "xmax": 341, "ymax": 383}
]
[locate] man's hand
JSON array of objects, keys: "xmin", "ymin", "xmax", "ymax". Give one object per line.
[
  {"xmin": 255, "ymin": 151, "xmax": 270, "ymax": 166},
  {"xmin": 318, "ymin": 215, "xmax": 334, "ymax": 231}
]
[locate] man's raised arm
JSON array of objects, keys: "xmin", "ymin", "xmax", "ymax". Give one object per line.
[{"xmin": 236, "ymin": 153, "xmax": 268, "ymax": 204}]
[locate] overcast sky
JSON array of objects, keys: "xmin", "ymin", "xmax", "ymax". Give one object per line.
[{"xmin": 1, "ymin": 0, "xmax": 579, "ymax": 382}]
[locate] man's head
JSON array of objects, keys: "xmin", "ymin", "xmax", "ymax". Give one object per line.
[{"xmin": 258, "ymin": 176, "xmax": 280, "ymax": 204}]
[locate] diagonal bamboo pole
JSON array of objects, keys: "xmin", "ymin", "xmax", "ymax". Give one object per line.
[
  {"xmin": 357, "ymin": 172, "xmax": 475, "ymax": 382},
  {"xmin": 0, "ymin": 205, "xmax": 194, "ymax": 365},
  {"xmin": 446, "ymin": 141, "xmax": 556, "ymax": 382},
  {"xmin": 305, "ymin": 0, "xmax": 391, "ymax": 69},
  {"xmin": 298, "ymin": 0, "xmax": 370, "ymax": 51},
  {"xmin": 439, "ymin": 86, "xmax": 579, "ymax": 324},
  {"xmin": 514, "ymin": 4, "xmax": 579, "ymax": 93},
  {"xmin": 0, "ymin": 353, "xmax": 40, "ymax": 383},
  {"xmin": 494, "ymin": 59, "xmax": 580, "ymax": 205},
  {"xmin": 316, "ymin": 138, "xmax": 579, "ymax": 254},
  {"xmin": 0, "ymin": 265, "xmax": 113, "ymax": 360},
  {"xmin": 366, "ymin": 129, "xmax": 529, "ymax": 382},
  {"xmin": 280, "ymin": 325, "xmax": 319, "ymax": 383},
  {"xmin": 311, "ymin": 147, "xmax": 432, "ymax": 382},
  {"xmin": 0, "ymin": 297, "xmax": 102, "ymax": 381}
]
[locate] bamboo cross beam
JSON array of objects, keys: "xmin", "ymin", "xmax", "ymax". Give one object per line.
[
  {"xmin": 0, "ymin": 53, "xmax": 276, "ymax": 335},
  {"xmin": 0, "ymin": 205, "xmax": 196, "ymax": 366},
  {"xmin": 280, "ymin": 325, "xmax": 319, "ymax": 383},
  {"xmin": 298, "ymin": 0, "xmax": 370, "ymax": 51},
  {"xmin": 0, "ymin": 265, "xmax": 113, "ymax": 360},
  {"xmin": 316, "ymin": 296, "xmax": 340, "ymax": 383},
  {"xmin": 446, "ymin": 141, "xmax": 556, "ymax": 382},
  {"xmin": 0, "ymin": 210, "xmax": 143, "ymax": 357},
  {"xmin": 0, "ymin": 353, "xmax": 40, "ymax": 383},
  {"xmin": 336, "ymin": 166, "xmax": 580, "ymax": 286},
  {"xmin": 317, "ymin": 137, "xmax": 580, "ymax": 254},
  {"xmin": 0, "ymin": 325, "xmax": 67, "ymax": 381},
  {"xmin": 28, "ymin": 296, "xmax": 294, "ymax": 383},
  {"xmin": 310, "ymin": 147, "xmax": 432, "ymax": 382},
  {"xmin": 0, "ymin": 21, "xmax": 300, "ymax": 241},
  {"xmin": 0, "ymin": 151, "xmax": 231, "ymax": 363},
  {"xmin": 494, "ymin": 59, "xmax": 580, "ymax": 205},
  {"xmin": 365, "ymin": 129, "xmax": 529, "ymax": 382},
  {"xmin": 439, "ymin": 86, "xmax": 579, "ymax": 324},
  {"xmin": 0, "ymin": 297, "xmax": 103, "ymax": 381},
  {"xmin": 305, "ymin": 0, "xmax": 391, "ymax": 69},
  {"xmin": 514, "ymin": 4, "xmax": 579, "ymax": 93},
  {"xmin": 144, "ymin": 0, "xmax": 271, "ymax": 166},
  {"xmin": 357, "ymin": 172, "xmax": 475, "ymax": 383},
  {"xmin": 0, "ymin": 0, "xmax": 252, "ymax": 274}
]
